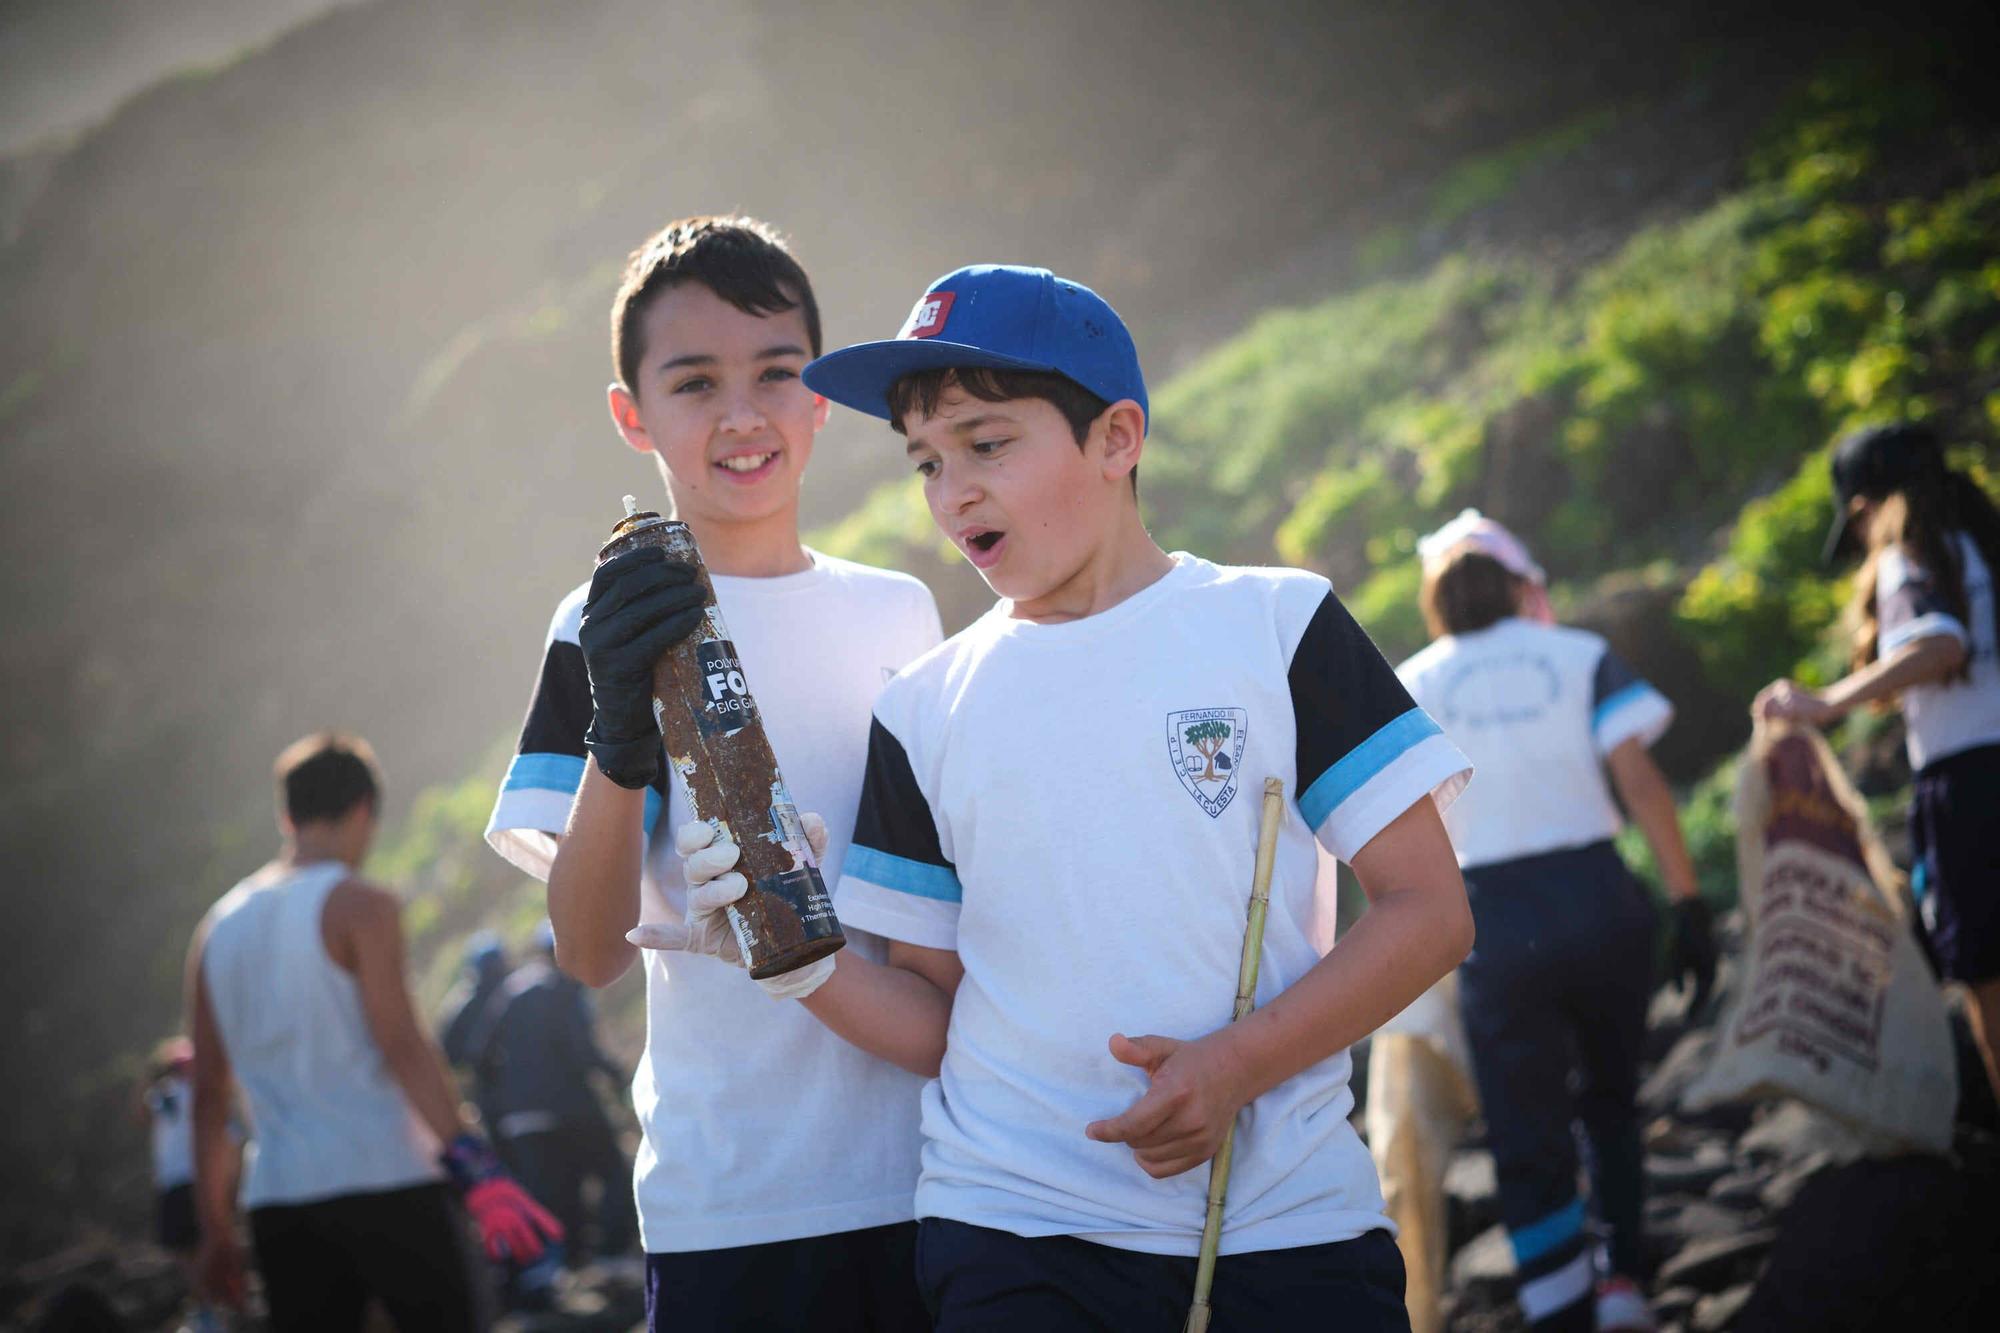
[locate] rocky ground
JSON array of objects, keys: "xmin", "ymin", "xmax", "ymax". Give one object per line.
[
  {"xmin": 1430, "ymin": 913, "xmax": 2000, "ymax": 1333},
  {"xmin": 3, "ymin": 1247, "xmax": 651, "ymax": 1332},
  {"xmin": 12, "ymin": 913, "xmax": 1997, "ymax": 1332}
]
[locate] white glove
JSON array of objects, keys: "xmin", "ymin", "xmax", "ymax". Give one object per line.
[{"xmin": 626, "ymin": 815, "xmax": 836, "ymax": 1001}]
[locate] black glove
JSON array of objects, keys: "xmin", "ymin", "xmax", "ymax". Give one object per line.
[
  {"xmin": 1668, "ymin": 895, "xmax": 1717, "ymax": 1011},
  {"xmin": 578, "ymin": 548, "xmax": 705, "ymax": 789}
]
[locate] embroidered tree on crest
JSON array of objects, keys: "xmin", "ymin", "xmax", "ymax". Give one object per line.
[{"xmin": 1183, "ymin": 720, "xmax": 1233, "ymax": 782}]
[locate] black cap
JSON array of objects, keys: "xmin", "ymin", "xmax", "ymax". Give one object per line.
[{"xmin": 1822, "ymin": 422, "xmax": 1945, "ymax": 565}]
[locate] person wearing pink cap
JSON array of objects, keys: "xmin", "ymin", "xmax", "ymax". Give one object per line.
[{"xmin": 1394, "ymin": 512, "xmax": 1713, "ymax": 1333}]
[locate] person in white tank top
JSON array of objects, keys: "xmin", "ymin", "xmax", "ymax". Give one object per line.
[{"xmin": 188, "ymin": 733, "xmax": 561, "ymax": 1331}]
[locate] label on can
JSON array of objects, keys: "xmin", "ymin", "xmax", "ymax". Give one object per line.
[
  {"xmin": 724, "ymin": 904, "xmax": 759, "ymax": 961},
  {"xmin": 766, "ymin": 795, "xmax": 817, "ymax": 870},
  {"xmin": 758, "ymin": 866, "xmax": 841, "ymax": 930},
  {"xmin": 695, "ymin": 639, "xmax": 759, "ymax": 738}
]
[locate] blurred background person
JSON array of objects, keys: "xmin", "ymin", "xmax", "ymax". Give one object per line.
[
  {"xmin": 1756, "ymin": 422, "xmax": 2000, "ymax": 1106},
  {"xmin": 137, "ymin": 1036, "xmax": 225, "ymax": 1333},
  {"xmin": 438, "ymin": 931, "xmax": 512, "ymax": 1143},
  {"xmin": 468, "ymin": 920, "xmax": 637, "ymax": 1273},
  {"xmin": 1397, "ymin": 511, "xmax": 1715, "ymax": 1333}
]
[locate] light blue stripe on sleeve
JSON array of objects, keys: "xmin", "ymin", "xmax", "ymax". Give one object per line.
[
  {"xmin": 503, "ymin": 752, "xmax": 586, "ymax": 795},
  {"xmin": 1510, "ymin": 1196, "xmax": 1586, "ymax": 1266},
  {"xmin": 1591, "ymin": 682, "xmax": 1653, "ymax": 731},
  {"xmin": 1299, "ymin": 707, "xmax": 1442, "ymax": 832},
  {"xmin": 846, "ymin": 845, "xmax": 963, "ymax": 903},
  {"xmin": 502, "ymin": 751, "xmax": 662, "ymax": 835},
  {"xmin": 1880, "ymin": 610, "xmax": 1967, "ymax": 656}
]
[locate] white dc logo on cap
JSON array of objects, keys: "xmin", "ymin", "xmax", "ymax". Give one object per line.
[{"xmin": 899, "ymin": 292, "xmax": 955, "ymax": 339}]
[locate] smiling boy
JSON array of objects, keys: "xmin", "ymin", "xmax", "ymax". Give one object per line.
[
  {"xmin": 484, "ymin": 217, "xmax": 941, "ymax": 1332},
  {"xmin": 640, "ymin": 265, "xmax": 1475, "ymax": 1330}
]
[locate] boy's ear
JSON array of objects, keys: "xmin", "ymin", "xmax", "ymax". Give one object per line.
[
  {"xmin": 1096, "ymin": 399, "xmax": 1147, "ymax": 484},
  {"xmin": 812, "ymin": 392, "xmax": 831, "ymax": 432},
  {"xmin": 607, "ymin": 383, "xmax": 655, "ymax": 455}
]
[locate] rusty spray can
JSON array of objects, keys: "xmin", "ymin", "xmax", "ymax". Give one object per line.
[{"xmin": 598, "ymin": 496, "xmax": 845, "ymax": 979}]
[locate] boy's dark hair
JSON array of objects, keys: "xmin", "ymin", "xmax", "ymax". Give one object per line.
[
  {"xmin": 612, "ymin": 215, "xmax": 822, "ymax": 394},
  {"xmin": 1420, "ymin": 549, "xmax": 1522, "ymax": 638},
  {"xmin": 886, "ymin": 367, "xmax": 1134, "ymax": 490},
  {"xmin": 274, "ymin": 732, "xmax": 382, "ymax": 825}
]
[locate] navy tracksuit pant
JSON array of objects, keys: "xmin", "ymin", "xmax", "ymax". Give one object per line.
[{"xmin": 1458, "ymin": 840, "xmax": 1657, "ymax": 1330}]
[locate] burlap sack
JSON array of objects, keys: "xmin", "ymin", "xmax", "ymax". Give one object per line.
[
  {"xmin": 1367, "ymin": 1016, "xmax": 1478, "ymax": 1333},
  {"xmin": 1684, "ymin": 722, "xmax": 1956, "ymax": 1154}
]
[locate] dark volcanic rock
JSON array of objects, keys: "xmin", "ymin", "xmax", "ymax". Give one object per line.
[
  {"xmin": 1702, "ymin": 1166, "xmax": 1772, "ymax": 1209},
  {"xmin": 1639, "ymin": 1028, "xmax": 1716, "ymax": 1113},
  {"xmin": 1445, "ymin": 1148, "xmax": 1502, "ymax": 1253},
  {"xmin": 1652, "ymin": 1285, "xmax": 1702, "ymax": 1322},
  {"xmin": 1644, "ymin": 1140, "xmax": 1735, "ymax": 1195},
  {"xmin": 1691, "ymin": 1283, "xmax": 1753, "ymax": 1332},
  {"xmin": 1735, "ymin": 1147, "xmax": 2000, "ymax": 1333},
  {"xmin": 1649, "ymin": 1198, "xmax": 1765, "ymax": 1249},
  {"xmin": 1736, "ymin": 1100, "xmax": 1873, "ymax": 1165},
  {"xmin": 1654, "ymin": 1229, "xmax": 1777, "ymax": 1291}
]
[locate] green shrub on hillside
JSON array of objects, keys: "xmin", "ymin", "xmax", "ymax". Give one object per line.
[
  {"xmin": 814, "ymin": 59, "xmax": 1995, "ymax": 770},
  {"xmin": 1146, "ymin": 257, "xmax": 1522, "ymax": 562},
  {"xmin": 1616, "ymin": 756, "xmax": 1741, "ymax": 909},
  {"xmin": 1678, "ymin": 450, "xmax": 1846, "ymax": 702}
]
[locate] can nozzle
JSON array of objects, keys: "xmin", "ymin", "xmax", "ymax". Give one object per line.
[{"xmin": 623, "ymin": 494, "xmax": 640, "ymax": 518}]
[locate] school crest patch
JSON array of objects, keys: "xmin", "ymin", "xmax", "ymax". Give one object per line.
[{"xmin": 1167, "ymin": 707, "xmax": 1248, "ymax": 818}]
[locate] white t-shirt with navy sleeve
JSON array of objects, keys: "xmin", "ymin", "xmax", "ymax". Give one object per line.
[
  {"xmin": 485, "ymin": 550, "xmax": 943, "ymax": 1252},
  {"xmin": 1396, "ymin": 618, "xmax": 1672, "ymax": 870},
  {"xmin": 836, "ymin": 554, "xmax": 1471, "ymax": 1257},
  {"xmin": 1876, "ymin": 533, "xmax": 2000, "ymax": 771}
]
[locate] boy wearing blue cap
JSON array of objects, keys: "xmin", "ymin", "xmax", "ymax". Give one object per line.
[{"xmin": 636, "ymin": 266, "xmax": 1474, "ymax": 1330}]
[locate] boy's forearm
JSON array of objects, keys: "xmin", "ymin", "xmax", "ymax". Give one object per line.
[
  {"xmin": 382, "ymin": 1031, "xmax": 470, "ymax": 1146},
  {"xmin": 1628, "ymin": 774, "xmax": 1698, "ymax": 901},
  {"xmin": 1608, "ymin": 741, "xmax": 1697, "ymax": 900},
  {"xmin": 1225, "ymin": 881, "xmax": 1470, "ymax": 1103},
  {"xmin": 1824, "ymin": 634, "xmax": 1967, "ymax": 713},
  {"xmin": 548, "ymin": 761, "xmax": 647, "ymax": 986},
  {"xmin": 800, "ymin": 950, "xmax": 953, "ymax": 1078},
  {"xmin": 192, "ymin": 1086, "xmax": 240, "ymax": 1234}
]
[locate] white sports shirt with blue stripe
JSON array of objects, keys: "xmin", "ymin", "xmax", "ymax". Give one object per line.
[
  {"xmin": 837, "ymin": 554, "xmax": 1471, "ymax": 1256},
  {"xmin": 486, "ymin": 552, "xmax": 943, "ymax": 1252},
  {"xmin": 1396, "ymin": 616, "xmax": 1673, "ymax": 870}
]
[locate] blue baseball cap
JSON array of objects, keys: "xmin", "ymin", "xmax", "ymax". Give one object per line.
[{"xmin": 802, "ymin": 265, "xmax": 1147, "ymax": 425}]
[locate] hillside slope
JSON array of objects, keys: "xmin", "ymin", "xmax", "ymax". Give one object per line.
[
  {"xmin": 3, "ymin": 0, "xmax": 1983, "ymax": 1264},
  {"xmin": 820, "ymin": 55, "xmax": 2000, "ymax": 783}
]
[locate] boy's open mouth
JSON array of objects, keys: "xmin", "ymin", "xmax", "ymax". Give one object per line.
[{"xmin": 961, "ymin": 527, "xmax": 1007, "ymax": 569}]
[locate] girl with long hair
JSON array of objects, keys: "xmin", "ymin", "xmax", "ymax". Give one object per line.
[{"xmin": 1756, "ymin": 421, "xmax": 2000, "ymax": 1106}]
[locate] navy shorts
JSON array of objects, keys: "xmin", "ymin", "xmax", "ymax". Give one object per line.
[
  {"xmin": 645, "ymin": 1221, "xmax": 929, "ymax": 1333},
  {"xmin": 914, "ymin": 1217, "xmax": 1409, "ymax": 1332},
  {"xmin": 1912, "ymin": 742, "xmax": 2000, "ymax": 984},
  {"xmin": 156, "ymin": 1182, "xmax": 198, "ymax": 1252}
]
